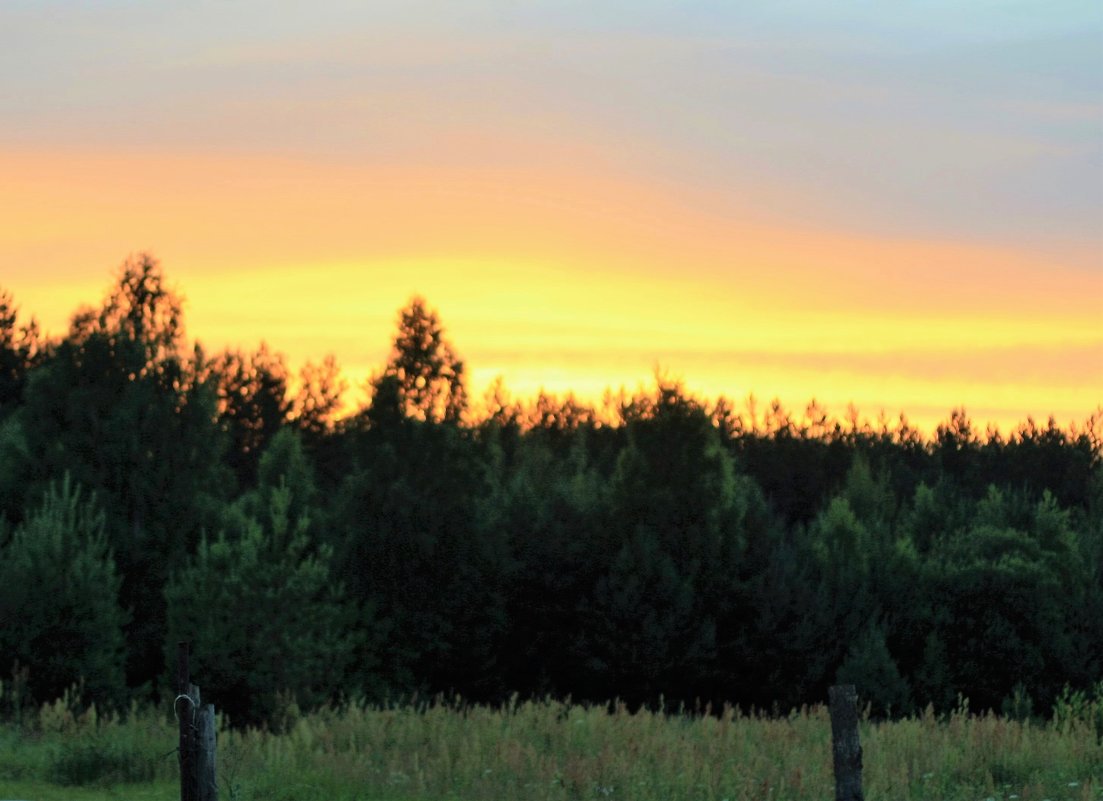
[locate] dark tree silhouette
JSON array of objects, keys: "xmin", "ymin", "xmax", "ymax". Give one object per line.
[
  {"xmin": 16, "ymin": 255, "xmax": 227, "ymax": 688},
  {"xmin": 0, "ymin": 288, "xmax": 42, "ymax": 416},
  {"xmin": 372, "ymin": 296, "xmax": 467, "ymax": 424},
  {"xmin": 293, "ymin": 354, "xmax": 346, "ymax": 438},
  {"xmin": 2, "ymin": 265, "xmax": 1101, "ymax": 723},
  {"xmin": 209, "ymin": 343, "xmax": 293, "ymax": 488}
]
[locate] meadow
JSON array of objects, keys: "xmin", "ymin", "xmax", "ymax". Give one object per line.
[{"xmin": 1, "ymin": 691, "xmax": 1100, "ymax": 801}]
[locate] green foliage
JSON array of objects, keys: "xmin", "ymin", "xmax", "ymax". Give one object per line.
[
  {"xmin": 1052, "ymin": 681, "xmax": 1103, "ymax": 740},
  {"xmin": 841, "ymin": 453, "xmax": 895, "ymax": 528},
  {"xmin": 1001, "ymin": 683, "xmax": 1035, "ymax": 722},
  {"xmin": 807, "ymin": 498, "xmax": 880, "ymax": 681},
  {"xmin": 912, "ymin": 632, "xmax": 956, "ymax": 712},
  {"xmin": 237, "ymin": 427, "xmax": 318, "ymax": 530},
  {"xmin": 494, "ymin": 428, "xmax": 608, "ymax": 697},
  {"xmin": 587, "ymin": 525, "xmax": 713, "ymax": 702},
  {"xmin": 335, "ymin": 419, "xmax": 508, "ymax": 700},
  {"xmin": 0, "ymin": 412, "xmax": 30, "ymax": 523},
  {"xmin": 929, "ymin": 522, "xmax": 1079, "ymax": 711},
  {"xmin": 901, "ymin": 480, "xmax": 969, "ymax": 553},
  {"xmin": 2, "ymin": 269, "xmax": 1102, "ymax": 725},
  {"xmin": 15, "ymin": 256, "xmax": 229, "ymax": 688},
  {"xmin": 813, "ymin": 496, "xmax": 873, "ymax": 576},
  {"xmin": 836, "ymin": 624, "xmax": 911, "ymax": 717},
  {"xmin": 165, "ymin": 449, "xmax": 355, "ymax": 726},
  {"xmin": 583, "ymin": 380, "xmax": 744, "ymax": 702},
  {"xmin": 0, "ymin": 477, "xmax": 127, "ymax": 707}
]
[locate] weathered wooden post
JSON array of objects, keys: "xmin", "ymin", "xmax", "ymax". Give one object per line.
[
  {"xmin": 197, "ymin": 704, "xmax": 218, "ymax": 801},
  {"xmin": 828, "ymin": 684, "xmax": 864, "ymax": 801},
  {"xmin": 177, "ymin": 642, "xmax": 218, "ymax": 801},
  {"xmin": 177, "ymin": 641, "xmax": 197, "ymax": 801}
]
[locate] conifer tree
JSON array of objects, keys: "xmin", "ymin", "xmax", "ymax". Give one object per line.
[{"xmin": 0, "ymin": 477, "xmax": 127, "ymax": 707}]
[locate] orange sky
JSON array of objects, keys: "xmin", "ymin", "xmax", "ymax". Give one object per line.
[
  {"xmin": 2, "ymin": 3, "xmax": 1101, "ymax": 435},
  {"xmin": 2, "ymin": 147, "xmax": 1100, "ymax": 434}
]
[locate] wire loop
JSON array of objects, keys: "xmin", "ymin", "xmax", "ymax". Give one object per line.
[{"xmin": 173, "ymin": 693, "xmax": 197, "ymax": 724}]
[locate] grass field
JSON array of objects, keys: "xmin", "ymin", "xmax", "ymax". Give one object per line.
[{"xmin": 1, "ymin": 695, "xmax": 1100, "ymax": 801}]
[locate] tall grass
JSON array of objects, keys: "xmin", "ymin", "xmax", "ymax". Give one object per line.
[
  {"xmin": 1, "ymin": 690, "xmax": 1100, "ymax": 800},
  {"xmin": 0, "ymin": 686, "xmax": 175, "ymax": 787}
]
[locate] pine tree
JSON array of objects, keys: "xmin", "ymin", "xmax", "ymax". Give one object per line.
[{"xmin": 0, "ymin": 477, "xmax": 127, "ymax": 707}]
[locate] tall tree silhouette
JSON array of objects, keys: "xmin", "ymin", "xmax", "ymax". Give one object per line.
[
  {"xmin": 209, "ymin": 343, "xmax": 292, "ymax": 489},
  {"xmin": 17, "ymin": 254, "xmax": 227, "ymax": 688},
  {"xmin": 293, "ymin": 354, "xmax": 346, "ymax": 438},
  {"xmin": 336, "ymin": 297, "xmax": 508, "ymax": 697},
  {"xmin": 82, "ymin": 253, "xmax": 185, "ymax": 373},
  {"xmin": 371, "ymin": 296, "xmax": 467, "ymax": 424}
]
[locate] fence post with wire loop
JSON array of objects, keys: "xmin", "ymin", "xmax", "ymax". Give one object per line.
[
  {"xmin": 176, "ymin": 641, "xmax": 197, "ymax": 801},
  {"xmin": 176, "ymin": 641, "xmax": 218, "ymax": 801}
]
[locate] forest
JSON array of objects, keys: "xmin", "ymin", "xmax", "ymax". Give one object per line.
[{"xmin": 1, "ymin": 254, "xmax": 1100, "ymax": 729}]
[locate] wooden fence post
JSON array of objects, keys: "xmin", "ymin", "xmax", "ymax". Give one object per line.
[
  {"xmin": 828, "ymin": 684, "xmax": 864, "ymax": 801},
  {"xmin": 177, "ymin": 642, "xmax": 218, "ymax": 801},
  {"xmin": 197, "ymin": 704, "xmax": 218, "ymax": 801},
  {"xmin": 177, "ymin": 642, "xmax": 197, "ymax": 801}
]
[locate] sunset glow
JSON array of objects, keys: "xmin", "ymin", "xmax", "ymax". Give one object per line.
[{"xmin": 2, "ymin": 2, "xmax": 1100, "ymax": 433}]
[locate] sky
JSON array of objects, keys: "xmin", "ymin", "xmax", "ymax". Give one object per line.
[{"xmin": 1, "ymin": 1, "xmax": 1101, "ymax": 432}]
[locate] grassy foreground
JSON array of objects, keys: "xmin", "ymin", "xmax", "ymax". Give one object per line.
[{"xmin": 0, "ymin": 695, "xmax": 1100, "ymax": 801}]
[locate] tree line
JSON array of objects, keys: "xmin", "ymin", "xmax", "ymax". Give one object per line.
[{"xmin": 1, "ymin": 254, "xmax": 1100, "ymax": 727}]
